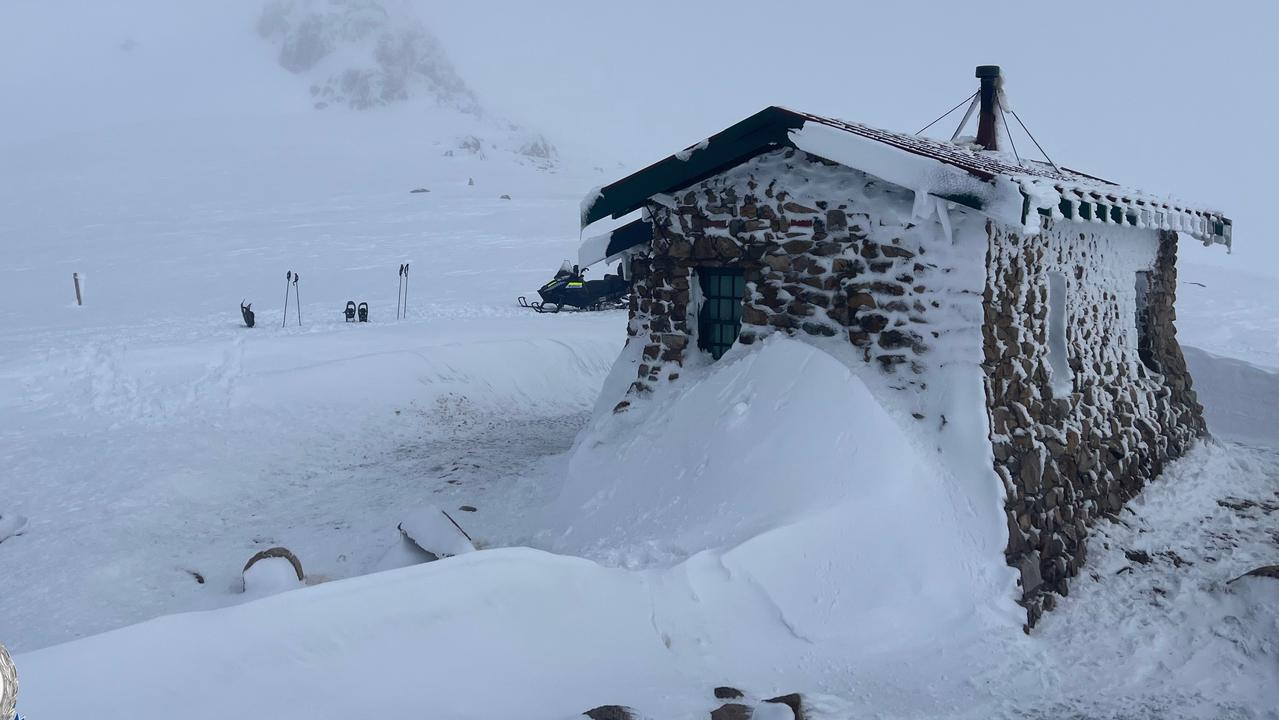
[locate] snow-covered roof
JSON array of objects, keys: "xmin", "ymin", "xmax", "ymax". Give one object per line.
[{"xmin": 580, "ymin": 106, "xmax": 1231, "ymax": 248}]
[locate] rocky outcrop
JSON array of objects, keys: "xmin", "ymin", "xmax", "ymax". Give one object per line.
[{"xmin": 582, "ymin": 706, "xmax": 638, "ymax": 720}]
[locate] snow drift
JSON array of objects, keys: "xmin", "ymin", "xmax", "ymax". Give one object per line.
[
  {"xmin": 14, "ymin": 335, "xmax": 1024, "ymax": 719},
  {"xmin": 549, "ymin": 334, "xmax": 1020, "ymax": 638}
]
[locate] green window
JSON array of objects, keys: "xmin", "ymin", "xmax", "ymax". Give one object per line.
[{"xmin": 697, "ymin": 268, "xmax": 745, "ymax": 360}]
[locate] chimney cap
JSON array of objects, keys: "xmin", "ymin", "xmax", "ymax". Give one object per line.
[{"xmin": 975, "ymin": 65, "xmax": 1001, "ymax": 79}]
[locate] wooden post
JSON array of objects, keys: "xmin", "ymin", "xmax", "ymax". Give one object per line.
[{"xmin": 73, "ymin": 272, "xmax": 83, "ymax": 306}]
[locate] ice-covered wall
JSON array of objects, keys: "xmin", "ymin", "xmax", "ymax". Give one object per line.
[
  {"xmin": 613, "ymin": 147, "xmax": 1205, "ymax": 629},
  {"xmin": 619, "ymin": 147, "xmax": 988, "ymax": 408},
  {"xmin": 984, "ymin": 221, "xmax": 1206, "ymax": 627}
]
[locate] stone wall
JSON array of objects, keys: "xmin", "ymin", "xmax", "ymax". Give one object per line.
[
  {"xmin": 613, "ymin": 147, "xmax": 1206, "ymax": 629},
  {"xmin": 983, "ymin": 222, "xmax": 1206, "ymax": 627},
  {"xmin": 618, "ymin": 148, "xmax": 964, "ymax": 408}
]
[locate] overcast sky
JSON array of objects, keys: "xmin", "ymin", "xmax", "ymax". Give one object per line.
[
  {"xmin": 1, "ymin": 1, "xmax": 1273, "ymax": 271},
  {"xmin": 430, "ymin": 1, "xmax": 1277, "ymax": 270}
]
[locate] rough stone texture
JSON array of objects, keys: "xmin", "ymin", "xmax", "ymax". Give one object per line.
[
  {"xmin": 583, "ymin": 705, "xmax": 637, "ymax": 720},
  {"xmin": 242, "ymin": 546, "xmax": 304, "ymax": 581},
  {"xmin": 714, "ymin": 687, "xmax": 745, "ymax": 700},
  {"xmin": 983, "ymin": 221, "xmax": 1205, "ymax": 627},
  {"xmin": 710, "ymin": 703, "xmax": 753, "ymax": 720},
  {"xmin": 764, "ymin": 693, "xmax": 804, "ymax": 719},
  {"xmin": 1228, "ymin": 565, "xmax": 1279, "ymax": 583},
  {"xmin": 618, "ymin": 148, "xmax": 941, "ymax": 406},
  {"xmin": 611, "ymin": 148, "xmax": 1207, "ymax": 630}
]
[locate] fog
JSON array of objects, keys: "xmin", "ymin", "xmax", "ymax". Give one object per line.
[
  {"xmin": 2, "ymin": 1, "xmax": 1275, "ymax": 271},
  {"xmin": 430, "ymin": 1, "xmax": 1278, "ymax": 272}
]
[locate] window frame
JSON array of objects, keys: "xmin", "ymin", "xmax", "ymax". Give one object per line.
[
  {"xmin": 1134, "ymin": 270, "xmax": 1160, "ymax": 373},
  {"xmin": 696, "ymin": 267, "xmax": 745, "ymax": 360}
]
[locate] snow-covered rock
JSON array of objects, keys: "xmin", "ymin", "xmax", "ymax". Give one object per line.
[
  {"xmin": 0, "ymin": 512, "xmax": 27, "ymax": 544},
  {"xmin": 242, "ymin": 547, "xmax": 306, "ymax": 597},
  {"xmin": 397, "ymin": 505, "xmax": 475, "ymax": 560}
]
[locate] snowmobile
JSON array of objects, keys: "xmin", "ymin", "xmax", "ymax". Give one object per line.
[{"xmin": 518, "ymin": 261, "xmax": 629, "ymax": 313}]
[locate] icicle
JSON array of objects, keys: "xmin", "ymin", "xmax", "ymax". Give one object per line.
[{"xmin": 933, "ymin": 196, "xmax": 954, "ymax": 244}]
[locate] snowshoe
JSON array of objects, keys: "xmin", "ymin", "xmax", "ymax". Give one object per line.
[
  {"xmin": 358, "ymin": 302, "xmax": 369, "ymax": 322},
  {"xmin": 344, "ymin": 301, "xmax": 357, "ymax": 322},
  {"xmin": 240, "ymin": 301, "xmax": 255, "ymax": 328}
]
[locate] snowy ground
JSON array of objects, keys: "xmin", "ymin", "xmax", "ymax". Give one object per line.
[
  {"xmin": 0, "ymin": 113, "xmax": 633, "ymax": 651},
  {"xmin": 2, "ymin": 20, "xmax": 1277, "ymax": 716},
  {"xmin": 8, "ymin": 321, "xmax": 1278, "ymax": 720},
  {"xmin": 2, "ymin": 125, "xmax": 1277, "ymax": 715}
]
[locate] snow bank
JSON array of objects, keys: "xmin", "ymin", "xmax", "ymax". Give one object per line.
[
  {"xmin": 549, "ymin": 335, "xmax": 1019, "ymax": 637},
  {"xmin": 15, "ymin": 335, "xmax": 1022, "ymax": 719}
]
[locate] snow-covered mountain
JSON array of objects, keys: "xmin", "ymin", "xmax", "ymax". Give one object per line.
[
  {"xmin": 259, "ymin": 0, "xmax": 480, "ymax": 113},
  {"xmin": 257, "ymin": 0, "xmax": 558, "ymax": 165}
]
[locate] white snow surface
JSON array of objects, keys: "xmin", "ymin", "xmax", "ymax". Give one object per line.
[
  {"xmin": 1, "ymin": 7, "xmax": 1277, "ymax": 715},
  {"xmin": 397, "ymin": 505, "xmax": 475, "ymax": 558},
  {"xmin": 242, "ymin": 555, "xmax": 306, "ymax": 597}
]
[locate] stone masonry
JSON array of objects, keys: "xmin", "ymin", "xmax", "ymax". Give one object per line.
[
  {"xmin": 984, "ymin": 223, "xmax": 1205, "ymax": 627},
  {"xmin": 618, "ymin": 148, "xmax": 946, "ymax": 406},
  {"xmin": 613, "ymin": 147, "xmax": 1207, "ymax": 628}
]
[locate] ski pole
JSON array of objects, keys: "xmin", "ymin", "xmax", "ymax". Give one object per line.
[
  {"xmin": 397, "ymin": 264, "xmax": 405, "ymax": 319},
  {"xmin": 293, "ymin": 272, "xmax": 301, "ymax": 326},
  {"xmin": 403, "ymin": 263, "xmax": 409, "ymax": 318},
  {"xmin": 282, "ymin": 270, "xmax": 292, "ymax": 328}
]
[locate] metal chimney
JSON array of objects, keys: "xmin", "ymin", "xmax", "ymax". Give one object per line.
[{"xmin": 975, "ymin": 65, "xmax": 1001, "ymax": 151}]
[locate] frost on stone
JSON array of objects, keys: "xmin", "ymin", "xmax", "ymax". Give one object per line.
[
  {"xmin": 788, "ymin": 117, "xmax": 1229, "ymax": 247},
  {"xmin": 0, "ymin": 512, "xmax": 28, "ymax": 544}
]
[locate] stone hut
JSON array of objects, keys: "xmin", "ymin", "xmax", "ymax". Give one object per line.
[{"xmin": 578, "ymin": 67, "xmax": 1232, "ymax": 627}]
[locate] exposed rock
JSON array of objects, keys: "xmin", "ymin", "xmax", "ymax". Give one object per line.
[
  {"xmin": 584, "ymin": 705, "xmax": 637, "ymax": 720},
  {"xmin": 714, "ymin": 687, "xmax": 745, "ymax": 700},
  {"xmin": 243, "ymin": 546, "xmax": 304, "ymax": 582},
  {"xmin": 1123, "ymin": 549, "xmax": 1152, "ymax": 565},
  {"xmin": 710, "ymin": 703, "xmax": 752, "ymax": 720},
  {"xmin": 1228, "ymin": 565, "xmax": 1279, "ymax": 583},
  {"xmin": 764, "ymin": 693, "xmax": 804, "ymax": 720}
]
